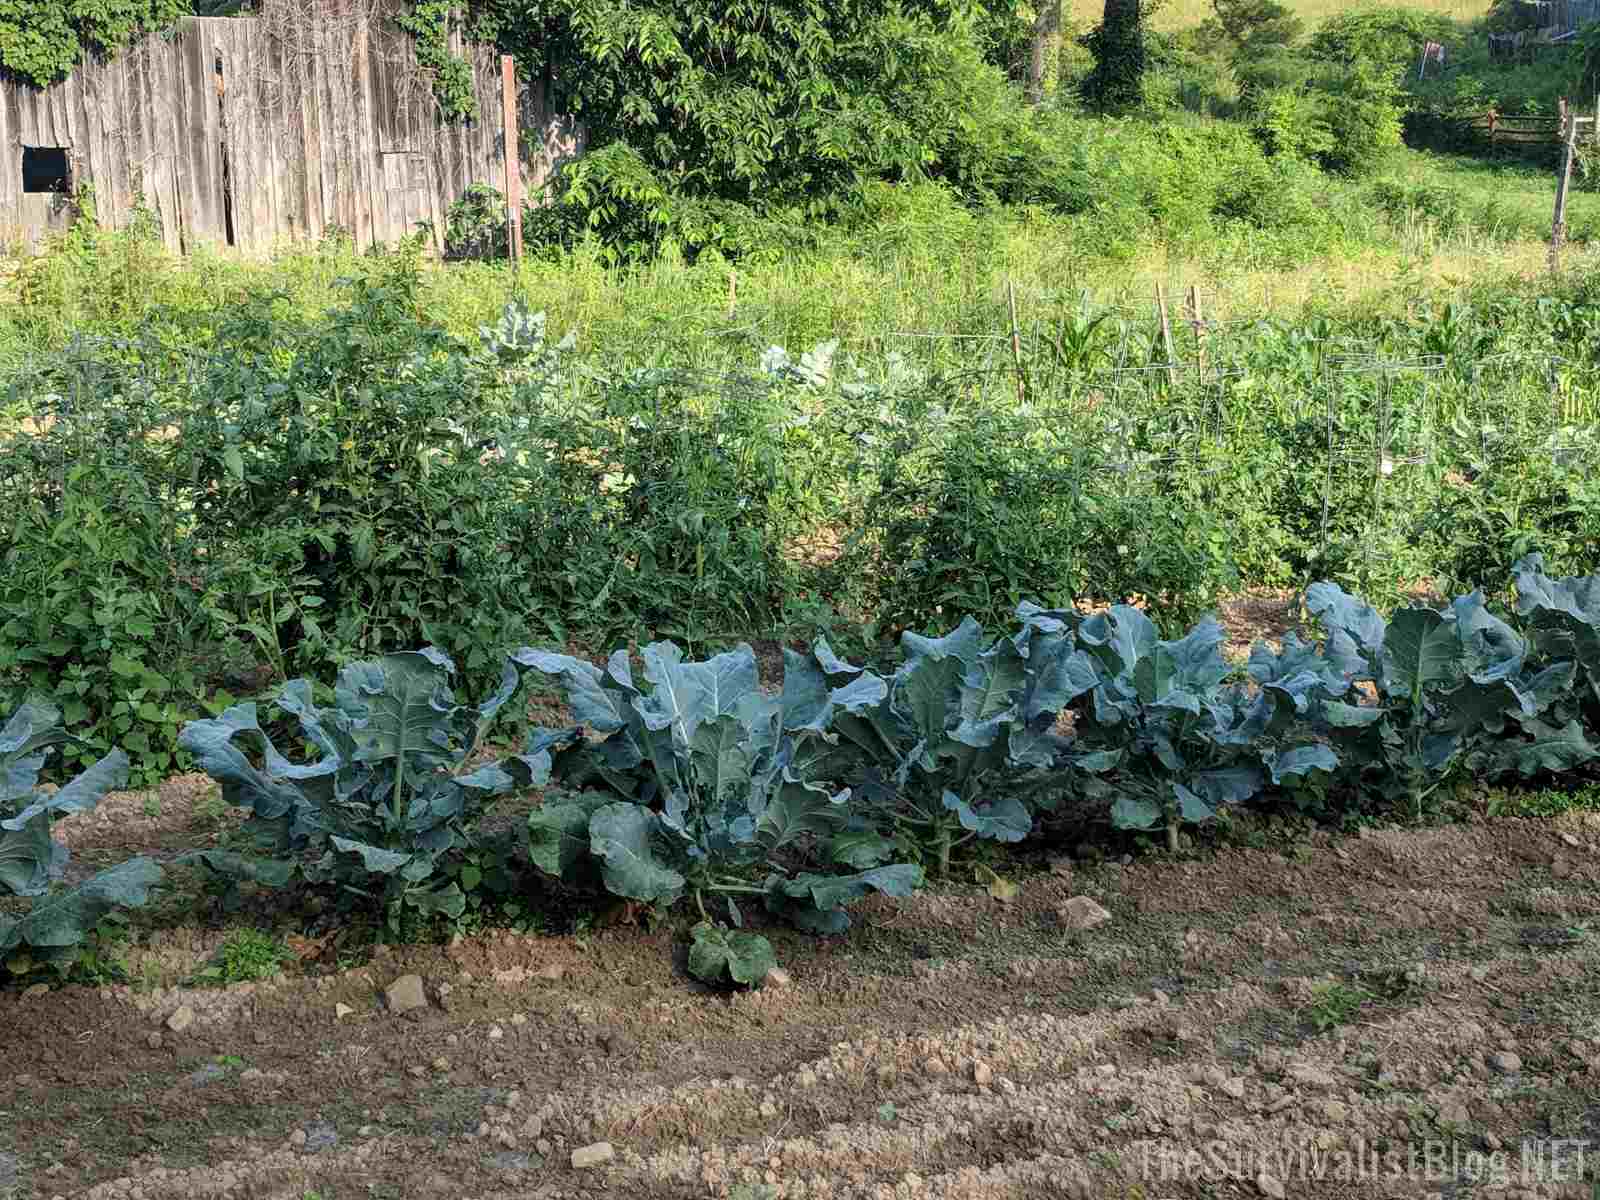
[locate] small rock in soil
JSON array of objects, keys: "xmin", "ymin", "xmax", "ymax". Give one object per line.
[
  {"xmin": 1257, "ymin": 1173, "xmax": 1287, "ymax": 1200},
  {"xmin": 490, "ymin": 1152, "xmax": 536, "ymax": 1171},
  {"xmin": 1057, "ymin": 896, "xmax": 1112, "ymax": 931},
  {"xmin": 973, "ymin": 1061, "xmax": 994, "ymax": 1086},
  {"xmin": 146, "ymin": 1033, "xmax": 162, "ymax": 1050},
  {"xmin": 302, "ymin": 1122, "xmax": 339, "ymax": 1153},
  {"xmin": 764, "ymin": 967, "xmax": 792, "ymax": 988},
  {"xmin": 571, "ymin": 1142, "xmax": 615, "ymax": 1170},
  {"xmin": 385, "ymin": 974, "xmax": 428, "ymax": 1014},
  {"xmin": 166, "ymin": 1006, "xmax": 196, "ymax": 1034},
  {"xmin": 1489, "ymin": 1051, "xmax": 1523, "ymax": 1074},
  {"xmin": 335, "ymin": 1003, "xmax": 354, "ymax": 1019}
]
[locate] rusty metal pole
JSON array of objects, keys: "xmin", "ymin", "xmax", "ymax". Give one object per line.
[{"xmin": 501, "ymin": 54, "xmax": 523, "ymax": 263}]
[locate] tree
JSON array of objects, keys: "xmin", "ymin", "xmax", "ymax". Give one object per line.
[
  {"xmin": 0, "ymin": 0, "xmax": 187, "ymax": 85},
  {"xmin": 1025, "ymin": 0, "xmax": 1061, "ymax": 104},
  {"xmin": 1079, "ymin": 0, "xmax": 1145, "ymax": 110},
  {"xmin": 1196, "ymin": 0, "xmax": 1302, "ymax": 61}
]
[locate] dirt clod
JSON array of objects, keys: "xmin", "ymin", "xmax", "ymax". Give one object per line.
[
  {"xmin": 1058, "ymin": 896, "xmax": 1112, "ymax": 931},
  {"xmin": 571, "ymin": 1141, "xmax": 615, "ymax": 1169},
  {"xmin": 384, "ymin": 974, "xmax": 427, "ymax": 1014},
  {"xmin": 764, "ymin": 967, "xmax": 793, "ymax": 988},
  {"xmin": 165, "ymin": 1005, "xmax": 195, "ymax": 1034},
  {"xmin": 1489, "ymin": 1050, "xmax": 1523, "ymax": 1074}
]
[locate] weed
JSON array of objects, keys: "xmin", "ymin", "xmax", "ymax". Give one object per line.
[
  {"xmin": 1304, "ymin": 981, "xmax": 1374, "ymax": 1032},
  {"xmin": 192, "ymin": 930, "xmax": 293, "ymax": 985}
]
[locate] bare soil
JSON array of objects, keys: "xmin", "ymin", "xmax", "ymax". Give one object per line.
[{"xmin": 4, "ymin": 796, "xmax": 1599, "ymax": 1200}]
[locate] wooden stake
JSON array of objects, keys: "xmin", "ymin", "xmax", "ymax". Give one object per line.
[
  {"xmin": 1188, "ymin": 283, "xmax": 1206, "ymax": 379},
  {"xmin": 1550, "ymin": 98, "xmax": 1577, "ymax": 275},
  {"xmin": 501, "ymin": 55, "xmax": 523, "ymax": 263},
  {"xmin": 1156, "ymin": 282, "xmax": 1176, "ymax": 387},
  {"xmin": 1007, "ymin": 279, "xmax": 1026, "ymax": 403}
]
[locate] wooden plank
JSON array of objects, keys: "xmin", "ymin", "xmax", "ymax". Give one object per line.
[
  {"xmin": 154, "ymin": 32, "xmax": 190, "ymax": 252},
  {"xmin": 262, "ymin": 20, "xmax": 294, "ymax": 244},
  {"xmin": 180, "ymin": 20, "xmax": 220, "ymax": 244},
  {"xmin": 0, "ymin": 77, "xmax": 16, "ymax": 236}
]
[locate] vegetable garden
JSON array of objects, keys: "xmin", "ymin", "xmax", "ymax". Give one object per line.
[{"xmin": 3, "ymin": 249, "xmax": 1600, "ymax": 1198}]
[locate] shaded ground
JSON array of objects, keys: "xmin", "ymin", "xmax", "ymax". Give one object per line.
[{"xmin": 4, "ymin": 799, "xmax": 1599, "ymax": 1200}]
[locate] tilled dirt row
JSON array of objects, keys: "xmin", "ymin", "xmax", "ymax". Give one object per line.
[{"xmin": 3, "ymin": 811, "xmax": 1598, "ymax": 1200}]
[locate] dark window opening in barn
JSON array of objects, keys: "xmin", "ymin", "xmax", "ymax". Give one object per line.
[{"xmin": 22, "ymin": 146, "xmax": 70, "ymax": 194}]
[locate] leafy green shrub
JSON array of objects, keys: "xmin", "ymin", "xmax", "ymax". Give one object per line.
[
  {"xmin": 1305, "ymin": 7, "xmax": 1457, "ymax": 74},
  {"xmin": 0, "ymin": 342, "xmax": 243, "ymax": 782},
  {"xmin": 182, "ymin": 255, "xmax": 567, "ymax": 678},
  {"xmin": 0, "ymin": 701, "xmax": 162, "ymax": 974},
  {"xmin": 176, "ymin": 648, "xmax": 535, "ymax": 933},
  {"xmin": 0, "ymin": 0, "xmax": 185, "ymax": 85}
]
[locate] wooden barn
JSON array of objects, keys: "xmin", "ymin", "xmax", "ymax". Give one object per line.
[{"xmin": 0, "ymin": 0, "xmax": 582, "ymax": 253}]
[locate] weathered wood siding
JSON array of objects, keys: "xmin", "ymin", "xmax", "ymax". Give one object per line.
[{"xmin": 0, "ymin": 3, "xmax": 581, "ymax": 253}]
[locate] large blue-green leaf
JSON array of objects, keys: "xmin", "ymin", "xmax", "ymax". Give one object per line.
[
  {"xmin": 764, "ymin": 864, "xmax": 923, "ymax": 933},
  {"xmin": 1135, "ymin": 620, "xmax": 1230, "ymax": 711},
  {"xmin": 511, "ymin": 649, "xmax": 634, "ymax": 733},
  {"xmin": 0, "ymin": 857, "xmax": 163, "ymax": 952},
  {"xmin": 1188, "ymin": 767, "xmax": 1263, "ymax": 807},
  {"xmin": 176, "ymin": 850, "xmax": 295, "ymax": 888},
  {"xmin": 755, "ymin": 776, "xmax": 852, "ymax": 852},
  {"xmin": 1019, "ymin": 638, "xmax": 1101, "ymax": 722},
  {"xmin": 405, "ymin": 882, "xmax": 466, "ymax": 919},
  {"xmin": 505, "ymin": 727, "xmax": 584, "ymax": 788},
  {"xmin": 0, "ymin": 813, "xmax": 59, "ymax": 897},
  {"xmin": 639, "ymin": 642, "xmax": 760, "ymax": 743},
  {"xmin": 941, "ymin": 789, "xmax": 1031, "ymax": 842},
  {"xmin": 1322, "ymin": 701, "xmax": 1385, "ymax": 728},
  {"xmin": 526, "ymin": 792, "xmax": 611, "ymax": 876},
  {"xmin": 1264, "ymin": 744, "xmax": 1339, "ymax": 783},
  {"xmin": 2, "ymin": 749, "xmax": 128, "ymax": 831},
  {"xmin": 1497, "ymin": 719, "xmax": 1598, "ymax": 776},
  {"xmin": 1306, "ymin": 582, "xmax": 1386, "ymax": 679},
  {"xmin": 589, "ymin": 803, "xmax": 686, "ymax": 904},
  {"xmin": 950, "ymin": 641, "xmax": 1027, "ymax": 749},
  {"xmin": 1513, "ymin": 554, "xmax": 1600, "ymax": 622},
  {"xmin": 1450, "ymin": 592, "xmax": 1525, "ymax": 683},
  {"xmin": 896, "ymin": 618, "xmax": 985, "ymax": 751},
  {"xmin": 1173, "ymin": 783, "xmax": 1218, "ymax": 824},
  {"xmin": 1382, "ymin": 608, "xmax": 1462, "ymax": 699},
  {"xmin": 688, "ymin": 921, "xmax": 776, "ymax": 986},
  {"xmin": 0, "ymin": 700, "xmax": 69, "ymax": 805},
  {"xmin": 328, "ymin": 837, "xmax": 413, "ymax": 875},
  {"xmin": 1076, "ymin": 605, "xmax": 1158, "ymax": 679},
  {"xmin": 824, "ymin": 829, "xmax": 897, "ymax": 868},
  {"xmin": 1110, "ymin": 793, "xmax": 1162, "ymax": 830},
  {"xmin": 177, "ymin": 704, "xmax": 307, "ymax": 821},
  {"xmin": 341, "ymin": 651, "xmax": 460, "ymax": 769}
]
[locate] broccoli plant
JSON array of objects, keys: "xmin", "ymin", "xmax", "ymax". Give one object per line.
[
  {"xmin": 1305, "ymin": 582, "xmax": 1592, "ymax": 816},
  {"xmin": 513, "ymin": 641, "xmax": 923, "ymax": 985},
  {"xmin": 1513, "ymin": 555, "xmax": 1600, "ymax": 731},
  {"xmin": 177, "ymin": 648, "xmax": 536, "ymax": 932},
  {"xmin": 1, "ymin": 701, "xmax": 161, "ymax": 973},
  {"xmin": 1063, "ymin": 607, "xmax": 1343, "ymax": 850},
  {"xmin": 795, "ymin": 611, "xmax": 1105, "ymax": 874}
]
